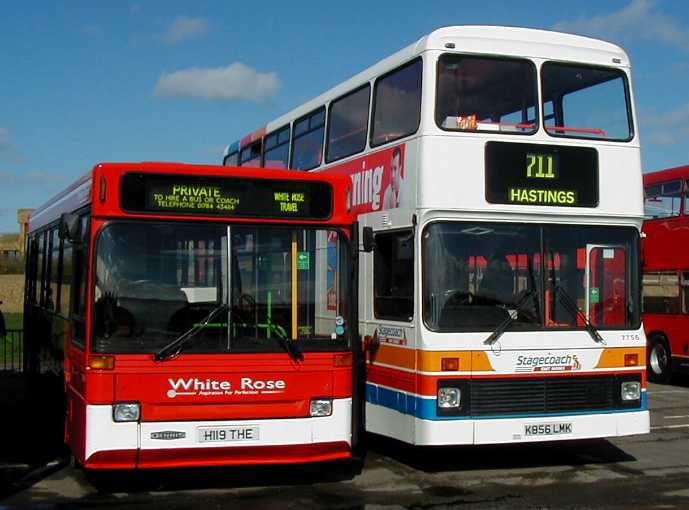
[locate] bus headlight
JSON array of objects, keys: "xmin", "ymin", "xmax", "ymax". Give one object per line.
[
  {"xmin": 113, "ymin": 402, "xmax": 141, "ymax": 422},
  {"xmin": 438, "ymin": 387, "xmax": 461, "ymax": 408},
  {"xmin": 621, "ymin": 381, "xmax": 641, "ymax": 401},
  {"xmin": 310, "ymin": 398, "xmax": 333, "ymax": 417}
]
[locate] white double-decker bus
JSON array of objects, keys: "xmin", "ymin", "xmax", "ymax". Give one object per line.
[{"xmin": 223, "ymin": 26, "xmax": 649, "ymax": 445}]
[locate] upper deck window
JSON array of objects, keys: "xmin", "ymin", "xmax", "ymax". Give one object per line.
[
  {"xmin": 326, "ymin": 84, "xmax": 370, "ymax": 163},
  {"xmin": 435, "ymin": 54, "xmax": 537, "ymax": 135},
  {"xmin": 263, "ymin": 125, "xmax": 290, "ymax": 169},
  {"xmin": 644, "ymin": 180, "xmax": 682, "ymax": 218},
  {"xmin": 542, "ymin": 63, "xmax": 632, "ymax": 141},
  {"xmin": 371, "ymin": 58, "xmax": 422, "ymax": 147},
  {"xmin": 239, "ymin": 141, "xmax": 262, "ymax": 168},
  {"xmin": 223, "ymin": 151, "xmax": 238, "ymax": 167},
  {"xmin": 291, "ymin": 107, "xmax": 326, "ymax": 171}
]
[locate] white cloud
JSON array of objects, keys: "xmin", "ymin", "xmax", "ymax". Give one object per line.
[
  {"xmin": 159, "ymin": 16, "xmax": 209, "ymax": 44},
  {"xmin": 154, "ymin": 63, "xmax": 281, "ymax": 102},
  {"xmin": 553, "ymin": 0, "xmax": 689, "ymax": 51},
  {"xmin": 642, "ymin": 102, "xmax": 689, "ymax": 145}
]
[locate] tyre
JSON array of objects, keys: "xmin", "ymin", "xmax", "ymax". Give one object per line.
[{"xmin": 648, "ymin": 335, "xmax": 672, "ymax": 383}]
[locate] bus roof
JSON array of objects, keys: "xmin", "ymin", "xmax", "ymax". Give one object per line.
[
  {"xmin": 29, "ymin": 161, "xmax": 354, "ymax": 232},
  {"xmin": 224, "ymin": 25, "xmax": 630, "ymax": 155},
  {"xmin": 643, "ymin": 165, "xmax": 689, "ymax": 186}
]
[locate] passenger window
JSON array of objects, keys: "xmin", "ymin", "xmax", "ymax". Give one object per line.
[
  {"xmin": 642, "ymin": 272, "xmax": 680, "ymax": 314},
  {"xmin": 49, "ymin": 229, "xmax": 61, "ymax": 312},
  {"xmin": 72, "ymin": 215, "xmax": 90, "ymax": 347},
  {"xmin": 37, "ymin": 232, "xmax": 46, "ymax": 307},
  {"xmin": 326, "ymin": 84, "xmax": 370, "ymax": 163},
  {"xmin": 239, "ymin": 141, "xmax": 262, "ymax": 168},
  {"xmin": 682, "ymin": 272, "xmax": 689, "ymax": 314},
  {"xmin": 223, "ymin": 151, "xmax": 238, "ymax": 166},
  {"xmin": 644, "ymin": 181, "xmax": 682, "ymax": 218},
  {"xmin": 374, "ymin": 230, "xmax": 414, "ymax": 321},
  {"xmin": 264, "ymin": 125, "xmax": 290, "ymax": 169},
  {"xmin": 436, "ymin": 54, "xmax": 537, "ymax": 134},
  {"xmin": 61, "ymin": 238, "xmax": 73, "ymax": 314},
  {"xmin": 371, "ymin": 59, "xmax": 422, "ymax": 147},
  {"xmin": 291, "ymin": 107, "xmax": 325, "ymax": 171}
]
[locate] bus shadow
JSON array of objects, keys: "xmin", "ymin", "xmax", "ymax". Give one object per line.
[
  {"xmin": 85, "ymin": 459, "xmax": 360, "ymax": 494},
  {"xmin": 366, "ymin": 433, "xmax": 636, "ymax": 473}
]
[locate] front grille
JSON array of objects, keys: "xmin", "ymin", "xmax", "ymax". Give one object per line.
[{"xmin": 468, "ymin": 375, "xmax": 619, "ymax": 416}]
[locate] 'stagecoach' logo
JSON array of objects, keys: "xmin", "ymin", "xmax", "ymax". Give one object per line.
[{"xmin": 515, "ymin": 353, "xmax": 582, "ymax": 373}]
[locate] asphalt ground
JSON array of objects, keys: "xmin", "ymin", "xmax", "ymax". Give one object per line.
[{"xmin": 2, "ymin": 377, "xmax": 689, "ymax": 509}]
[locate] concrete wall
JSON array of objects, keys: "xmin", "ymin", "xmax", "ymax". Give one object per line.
[{"xmin": 0, "ymin": 275, "xmax": 25, "ymax": 313}]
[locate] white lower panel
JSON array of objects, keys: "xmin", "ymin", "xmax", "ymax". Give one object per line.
[
  {"xmin": 85, "ymin": 406, "xmax": 139, "ymax": 460},
  {"xmin": 85, "ymin": 399, "xmax": 351, "ymax": 457},
  {"xmin": 366, "ymin": 403, "xmax": 415, "ymax": 443},
  {"xmin": 412, "ymin": 411, "xmax": 650, "ymax": 446}
]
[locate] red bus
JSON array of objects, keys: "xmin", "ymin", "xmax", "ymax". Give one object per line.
[
  {"xmin": 642, "ymin": 164, "xmax": 689, "ymax": 382},
  {"xmin": 23, "ymin": 162, "xmax": 363, "ymax": 470}
]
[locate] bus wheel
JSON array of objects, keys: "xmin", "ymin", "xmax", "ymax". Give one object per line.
[{"xmin": 648, "ymin": 335, "xmax": 672, "ymax": 383}]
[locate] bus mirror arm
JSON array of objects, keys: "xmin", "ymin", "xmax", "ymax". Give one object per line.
[{"xmin": 361, "ymin": 227, "xmax": 375, "ymax": 253}]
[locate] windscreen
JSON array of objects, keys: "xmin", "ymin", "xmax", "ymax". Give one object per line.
[
  {"xmin": 542, "ymin": 63, "xmax": 632, "ymax": 141},
  {"xmin": 436, "ymin": 54, "xmax": 538, "ymax": 134},
  {"xmin": 423, "ymin": 222, "xmax": 640, "ymax": 332},
  {"xmin": 92, "ymin": 222, "xmax": 351, "ymax": 354}
]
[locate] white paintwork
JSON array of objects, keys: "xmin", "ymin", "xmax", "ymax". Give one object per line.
[
  {"xmin": 85, "ymin": 399, "xmax": 351, "ymax": 460},
  {"xmin": 85, "ymin": 405, "xmax": 139, "ymax": 461},
  {"xmin": 367, "ymin": 396, "xmax": 649, "ymax": 446}
]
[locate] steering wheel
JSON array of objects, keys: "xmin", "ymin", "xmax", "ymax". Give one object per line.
[{"xmin": 444, "ymin": 289, "xmax": 475, "ymax": 306}]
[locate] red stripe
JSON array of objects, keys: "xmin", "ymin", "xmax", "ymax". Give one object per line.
[{"xmin": 85, "ymin": 442, "xmax": 351, "ymax": 469}]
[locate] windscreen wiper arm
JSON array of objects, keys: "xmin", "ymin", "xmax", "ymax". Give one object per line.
[
  {"xmin": 553, "ymin": 285, "xmax": 606, "ymax": 345},
  {"xmin": 484, "ymin": 289, "xmax": 537, "ymax": 346},
  {"xmin": 268, "ymin": 322, "xmax": 304, "ymax": 362},
  {"xmin": 154, "ymin": 303, "xmax": 228, "ymax": 361}
]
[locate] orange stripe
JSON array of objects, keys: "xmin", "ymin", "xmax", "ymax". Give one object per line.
[
  {"xmin": 369, "ymin": 345, "xmax": 494, "ymax": 372},
  {"xmin": 595, "ymin": 347, "xmax": 646, "ymax": 369}
]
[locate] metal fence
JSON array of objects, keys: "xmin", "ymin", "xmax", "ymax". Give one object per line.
[{"xmin": 1, "ymin": 329, "xmax": 23, "ymax": 372}]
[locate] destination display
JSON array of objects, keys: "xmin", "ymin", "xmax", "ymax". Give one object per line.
[
  {"xmin": 121, "ymin": 173, "xmax": 332, "ymax": 219},
  {"xmin": 485, "ymin": 142, "xmax": 598, "ymax": 207}
]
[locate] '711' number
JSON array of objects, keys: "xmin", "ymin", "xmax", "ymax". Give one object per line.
[{"xmin": 526, "ymin": 153, "xmax": 556, "ymax": 179}]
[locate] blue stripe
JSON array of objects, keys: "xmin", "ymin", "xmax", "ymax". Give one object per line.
[{"xmin": 366, "ymin": 383, "xmax": 648, "ymax": 421}]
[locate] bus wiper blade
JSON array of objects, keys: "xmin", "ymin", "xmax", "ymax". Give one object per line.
[
  {"xmin": 484, "ymin": 289, "xmax": 536, "ymax": 346},
  {"xmin": 553, "ymin": 285, "xmax": 606, "ymax": 345},
  {"xmin": 154, "ymin": 303, "xmax": 228, "ymax": 361},
  {"xmin": 270, "ymin": 323, "xmax": 304, "ymax": 362}
]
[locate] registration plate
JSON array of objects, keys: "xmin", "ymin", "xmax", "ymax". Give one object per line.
[
  {"xmin": 524, "ymin": 422, "xmax": 573, "ymax": 437},
  {"xmin": 198, "ymin": 426, "xmax": 259, "ymax": 443}
]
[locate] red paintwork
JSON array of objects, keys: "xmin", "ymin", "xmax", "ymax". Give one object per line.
[
  {"xmin": 642, "ymin": 165, "xmax": 689, "ymax": 368},
  {"xmin": 85, "ymin": 441, "xmax": 351, "ymax": 470},
  {"xmin": 27, "ymin": 162, "xmax": 358, "ymax": 469}
]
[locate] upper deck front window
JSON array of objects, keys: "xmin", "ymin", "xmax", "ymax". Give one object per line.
[
  {"xmin": 542, "ymin": 63, "xmax": 632, "ymax": 141},
  {"xmin": 435, "ymin": 54, "xmax": 538, "ymax": 135}
]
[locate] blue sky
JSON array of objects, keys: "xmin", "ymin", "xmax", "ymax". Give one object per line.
[{"xmin": 1, "ymin": 0, "xmax": 688, "ymax": 232}]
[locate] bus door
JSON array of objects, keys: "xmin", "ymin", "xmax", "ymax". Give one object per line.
[
  {"xmin": 360, "ymin": 213, "xmax": 416, "ymax": 436},
  {"xmin": 586, "ymin": 244, "xmax": 627, "ymax": 327}
]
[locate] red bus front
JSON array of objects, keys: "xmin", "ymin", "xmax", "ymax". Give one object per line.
[{"xmin": 61, "ymin": 164, "xmax": 362, "ymax": 469}]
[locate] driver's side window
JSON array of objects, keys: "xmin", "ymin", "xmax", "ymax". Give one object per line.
[{"xmin": 373, "ymin": 230, "xmax": 414, "ymax": 321}]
